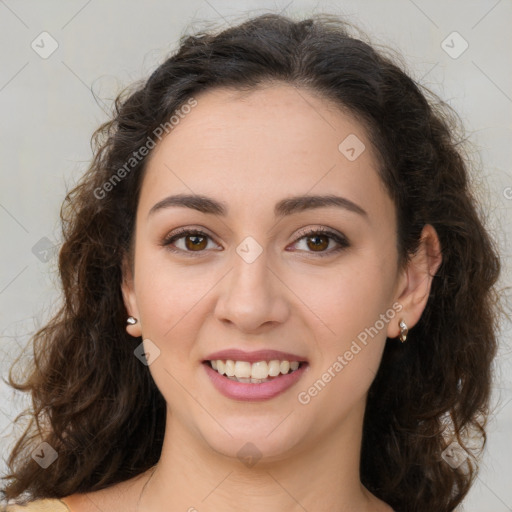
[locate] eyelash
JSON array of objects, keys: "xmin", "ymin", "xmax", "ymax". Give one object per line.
[{"xmin": 161, "ymin": 227, "xmax": 350, "ymax": 258}]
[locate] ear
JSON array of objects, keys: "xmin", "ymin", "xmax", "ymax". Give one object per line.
[
  {"xmin": 387, "ymin": 224, "xmax": 442, "ymax": 339},
  {"xmin": 121, "ymin": 254, "xmax": 142, "ymax": 338}
]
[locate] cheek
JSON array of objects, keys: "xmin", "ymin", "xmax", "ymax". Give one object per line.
[
  {"xmin": 294, "ymin": 255, "xmax": 396, "ymax": 415},
  {"xmin": 292, "ymin": 254, "xmax": 394, "ymax": 345},
  {"xmin": 133, "ymin": 257, "xmax": 215, "ymax": 407},
  {"xmin": 133, "ymin": 245, "xmax": 218, "ymax": 338}
]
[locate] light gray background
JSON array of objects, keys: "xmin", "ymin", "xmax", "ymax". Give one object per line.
[{"xmin": 1, "ymin": 1, "xmax": 511, "ymax": 510}]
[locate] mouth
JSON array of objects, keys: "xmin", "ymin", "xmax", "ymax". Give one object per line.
[
  {"xmin": 203, "ymin": 359, "xmax": 306, "ymax": 383},
  {"xmin": 202, "ymin": 357, "xmax": 309, "ymax": 401}
]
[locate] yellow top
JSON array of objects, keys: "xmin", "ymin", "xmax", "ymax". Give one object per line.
[{"xmin": 3, "ymin": 499, "xmax": 70, "ymax": 511}]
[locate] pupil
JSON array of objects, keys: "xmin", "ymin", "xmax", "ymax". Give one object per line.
[
  {"xmin": 186, "ymin": 235, "xmax": 206, "ymax": 250},
  {"xmin": 308, "ymin": 235, "xmax": 328, "ymax": 251}
]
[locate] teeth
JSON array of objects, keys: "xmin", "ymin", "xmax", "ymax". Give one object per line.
[
  {"xmin": 268, "ymin": 360, "xmax": 281, "ymax": 377},
  {"xmin": 225, "ymin": 360, "xmax": 235, "ymax": 377},
  {"xmin": 251, "ymin": 361, "xmax": 269, "ymax": 379},
  {"xmin": 209, "ymin": 359, "xmax": 302, "ymax": 380},
  {"xmin": 234, "ymin": 361, "xmax": 252, "ymax": 378},
  {"xmin": 226, "ymin": 376, "xmax": 273, "ymax": 383}
]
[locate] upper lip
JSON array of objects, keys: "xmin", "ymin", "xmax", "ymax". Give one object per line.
[{"xmin": 204, "ymin": 349, "xmax": 308, "ymax": 363}]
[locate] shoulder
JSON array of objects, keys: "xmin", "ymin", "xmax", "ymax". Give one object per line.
[
  {"xmin": 3, "ymin": 468, "xmax": 151, "ymax": 512},
  {"xmin": 3, "ymin": 499, "xmax": 70, "ymax": 511}
]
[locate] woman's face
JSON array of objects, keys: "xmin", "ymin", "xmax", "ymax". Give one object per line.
[{"xmin": 123, "ymin": 83, "xmax": 405, "ymax": 461}]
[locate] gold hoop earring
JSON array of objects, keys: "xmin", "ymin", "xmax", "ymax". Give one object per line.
[
  {"xmin": 127, "ymin": 316, "xmax": 138, "ymax": 325},
  {"xmin": 399, "ymin": 319, "xmax": 408, "ymax": 343}
]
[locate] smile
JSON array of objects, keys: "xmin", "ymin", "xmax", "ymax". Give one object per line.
[
  {"xmin": 203, "ymin": 359, "xmax": 309, "ymax": 401},
  {"xmin": 207, "ymin": 359, "xmax": 302, "ymax": 383}
]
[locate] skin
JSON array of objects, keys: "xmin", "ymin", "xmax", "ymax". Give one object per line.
[{"xmin": 63, "ymin": 83, "xmax": 441, "ymax": 512}]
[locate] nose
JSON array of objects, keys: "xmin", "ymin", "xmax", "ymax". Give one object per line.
[{"xmin": 213, "ymin": 248, "xmax": 290, "ymax": 333}]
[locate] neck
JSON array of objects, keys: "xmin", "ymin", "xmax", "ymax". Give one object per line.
[{"xmin": 139, "ymin": 401, "xmax": 388, "ymax": 512}]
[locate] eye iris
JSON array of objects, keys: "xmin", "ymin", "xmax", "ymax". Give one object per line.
[
  {"xmin": 307, "ymin": 234, "xmax": 329, "ymax": 251},
  {"xmin": 185, "ymin": 234, "xmax": 207, "ymax": 251}
]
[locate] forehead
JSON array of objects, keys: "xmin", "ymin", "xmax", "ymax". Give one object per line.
[{"xmin": 138, "ymin": 84, "xmax": 391, "ymax": 223}]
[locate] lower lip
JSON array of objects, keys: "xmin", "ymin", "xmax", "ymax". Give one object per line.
[{"xmin": 203, "ymin": 362, "xmax": 308, "ymax": 401}]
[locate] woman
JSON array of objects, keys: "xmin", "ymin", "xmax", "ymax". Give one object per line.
[{"xmin": 1, "ymin": 12, "xmax": 501, "ymax": 512}]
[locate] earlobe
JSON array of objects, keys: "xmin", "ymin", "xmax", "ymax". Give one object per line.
[
  {"xmin": 121, "ymin": 255, "xmax": 142, "ymax": 337},
  {"xmin": 390, "ymin": 224, "xmax": 442, "ymax": 338}
]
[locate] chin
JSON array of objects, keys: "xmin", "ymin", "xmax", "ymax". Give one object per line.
[{"xmin": 199, "ymin": 416, "xmax": 305, "ymax": 463}]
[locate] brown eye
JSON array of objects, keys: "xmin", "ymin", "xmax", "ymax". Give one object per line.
[
  {"xmin": 185, "ymin": 234, "xmax": 208, "ymax": 251},
  {"xmin": 306, "ymin": 234, "xmax": 330, "ymax": 251},
  {"xmin": 291, "ymin": 228, "xmax": 350, "ymax": 257},
  {"xmin": 162, "ymin": 229, "xmax": 219, "ymax": 255}
]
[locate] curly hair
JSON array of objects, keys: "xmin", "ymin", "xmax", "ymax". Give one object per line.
[{"xmin": 1, "ymin": 13, "xmax": 502, "ymax": 512}]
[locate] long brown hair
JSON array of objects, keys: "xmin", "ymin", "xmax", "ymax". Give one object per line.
[{"xmin": 1, "ymin": 13, "xmax": 502, "ymax": 511}]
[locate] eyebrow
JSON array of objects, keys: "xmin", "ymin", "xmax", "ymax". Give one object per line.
[{"xmin": 148, "ymin": 193, "xmax": 367, "ymax": 218}]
